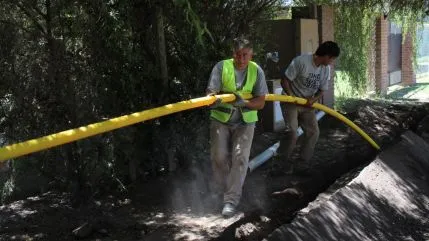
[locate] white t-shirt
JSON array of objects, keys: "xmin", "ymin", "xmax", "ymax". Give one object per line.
[{"xmin": 284, "ymin": 54, "xmax": 330, "ymax": 98}]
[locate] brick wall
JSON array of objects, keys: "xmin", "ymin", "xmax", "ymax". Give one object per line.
[
  {"xmin": 317, "ymin": 5, "xmax": 335, "ymax": 107},
  {"xmin": 401, "ymin": 33, "xmax": 416, "ymax": 86},
  {"xmin": 375, "ymin": 16, "xmax": 389, "ymax": 95}
]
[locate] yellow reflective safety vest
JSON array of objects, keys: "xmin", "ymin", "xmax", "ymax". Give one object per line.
[{"xmin": 210, "ymin": 59, "xmax": 258, "ymax": 123}]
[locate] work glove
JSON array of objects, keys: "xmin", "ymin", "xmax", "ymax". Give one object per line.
[
  {"xmin": 207, "ymin": 93, "xmax": 222, "ymax": 109},
  {"xmin": 232, "ymin": 93, "xmax": 248, "ymax": 108}
]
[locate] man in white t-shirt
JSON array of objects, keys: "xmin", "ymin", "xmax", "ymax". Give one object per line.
[{"xmin": 280, "ymin": 41, "xmax": 340, "ymax": 173}]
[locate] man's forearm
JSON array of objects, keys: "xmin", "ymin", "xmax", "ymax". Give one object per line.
[
  {"xmin": 313, "ymin": 89, "xmax": 324, "ymax": 101},
  {"xmin": 244, "ymin": 95, "xmax": 265, "ymax": 110},
  {"xmin": 281, "ymin": 77, "xmax": 293, "ymax": 96},
  {"xmin": 304, "ymin": 89, "xmax": 324, "ymax": 106}
]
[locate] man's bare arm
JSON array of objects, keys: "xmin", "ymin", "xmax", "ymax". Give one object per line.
[
  {"xmin": 281, "ymin": 77, "xmax": 293, "ymax": 96},
  {"xmin": 244, "ymin": 95, "xmax": 265, "ymax": 110},
  {"xmin": 306, "ymin": 89, "xmax": 324, "ymax": 106}
]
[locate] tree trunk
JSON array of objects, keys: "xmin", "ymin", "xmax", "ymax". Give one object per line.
[
  {"xmin": 155, "ymin": 6, "xmax": 169, "ymax": 98},
  {"xmin": 45, "ymin": 0, "xmax": 56, "ymax": 86}
]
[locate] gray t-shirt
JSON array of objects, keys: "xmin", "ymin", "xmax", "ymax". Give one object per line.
[
  {"xmin": 206, "ymin": 60, "xmax": 268, "ymax": 125},
  {"xmin": 284, "ymin": 54, "xmax": 330, "ymax": 98}
]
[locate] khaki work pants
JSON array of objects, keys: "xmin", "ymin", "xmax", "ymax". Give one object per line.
[
  {"xmin": 210, "ymin": 120, "xmax": 255, "ymax": 206},
  {"xmin": 280, "ymin": 103, "xmax": 320, "ymax": 165}
]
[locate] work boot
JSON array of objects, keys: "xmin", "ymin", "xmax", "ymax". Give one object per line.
[{"xmin": 221, "ymin": 202, "xmax": 236, "ymax": 217}]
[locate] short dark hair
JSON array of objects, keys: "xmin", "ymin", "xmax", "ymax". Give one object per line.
[
  {"xmin": 232, "ymin": 37, "xmax": 252, "ymax": 52},
  {"xmin": 315, "ymin": 41, "xmax": 340, "ymax": 57}
]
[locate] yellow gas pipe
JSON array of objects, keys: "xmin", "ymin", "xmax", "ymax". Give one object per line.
[{"xmin": 0, "ymin": 94, "xmax": 379, "ymax": 162}]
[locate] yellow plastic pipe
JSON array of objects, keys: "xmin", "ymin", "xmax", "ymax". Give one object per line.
[
  {"xmin": 0, "ymin": 94, "xmax": 379, "ymax": 162},
  {"xmin": 264, "ymin": 94, "xmax": 380, "ymax": 150}
]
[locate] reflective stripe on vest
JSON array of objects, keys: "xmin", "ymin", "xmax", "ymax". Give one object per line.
[{"xmin": 210, "ymin": 59, "xmax": 258, "ymax": 123}]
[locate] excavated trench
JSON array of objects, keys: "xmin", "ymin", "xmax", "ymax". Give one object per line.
[
  {"xmin": 0, "ymin": 100, "xmax": 428, "ymax": 241},
  {"xmin": 212, "ymin": 101, "xmax": 429, "ymax": 241}
]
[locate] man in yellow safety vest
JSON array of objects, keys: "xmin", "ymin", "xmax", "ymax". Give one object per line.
[{"xmin": 206, "ymin": 37, "xmax": 268, "ymax": 217}]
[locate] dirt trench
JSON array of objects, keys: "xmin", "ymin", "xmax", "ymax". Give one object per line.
[{"xmin": 0, "ymin": 100, "xmax": 428, "ymax": 241}]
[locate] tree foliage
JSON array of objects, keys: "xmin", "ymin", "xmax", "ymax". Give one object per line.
[
  {"xmin": 294, "ymin": 0, "xmax": 427, "ymax": 96},
  {"xmin": 0, "ymin": 0, "xmax": 280, "ymax": 203},
  {"xmin": 1, "ymin": 0, "xmax": 424, "ymax": 203}
]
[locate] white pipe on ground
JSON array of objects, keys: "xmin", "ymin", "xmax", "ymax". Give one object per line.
[
  {"xmin": 248, "ymin": 111, "xmax": 326, "ymax": 173},
  {"xmin": 248, "ymin": 142, "xmax": 280, "ymax": 173}
]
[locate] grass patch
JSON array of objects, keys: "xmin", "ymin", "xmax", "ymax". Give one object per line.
[
  {"xmin": 387, "ymin": 83, "xmax": 429, "ymax": 101},
  {"xmin": 418, "ymin": 56, "xmax": 429, "ymax": 63},
  {"xmin": 334, "ymin": 71, "xmax": 356, "ymax": 98},
  {"xmin": 417, "ymin": 74, "xmax": 429, "ymax": 83},
  {"xmin": 334, "ymin": 71, "xmax": 368, "ymax": 111}
]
